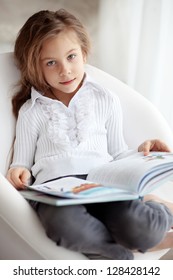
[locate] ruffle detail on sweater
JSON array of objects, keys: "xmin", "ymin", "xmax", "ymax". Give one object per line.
[{"xmin": 37, "ymin": 93, "xmax": 94, "ymax": 148}]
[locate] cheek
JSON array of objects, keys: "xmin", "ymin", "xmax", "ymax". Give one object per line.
[
  {"xmin": 40, "ymin": 65, "xmax": 47, "ymax": 76},
  {"xmin": 42, "ymin": 68, "xmax": 53, "ymax": 79}
]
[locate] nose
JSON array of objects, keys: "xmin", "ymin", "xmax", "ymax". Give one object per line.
[{"xmin": 59, "ymin": 62, "xmax": 71, "ymax": 77}]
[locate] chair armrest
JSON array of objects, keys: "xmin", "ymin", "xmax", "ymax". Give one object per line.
[{"xmin": 0, "ymin": 173, "xmax": 87, "ymax": 259}]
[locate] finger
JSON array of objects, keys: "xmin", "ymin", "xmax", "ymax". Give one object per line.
[
  {"xmin": 140, "ymin": 141, "xmax": 152, "ymax": 156},
  {"xmin": 7, "ymin": 174, "xmax": 22, "ymax": 189},
  {"xmin": 20, "ymin": 169, "xmax": 31, "ymax": 186},
  {"xmin": 157, "ymin": 141, "xmax": 171, "ymax": 152},
  {"xmin": 150, "ymin": 139, "xmax": 171, "ymax": 153},
  {"xmin": 9, "ymin": 169, "xmax": 26, "ymax": 189},
  {"xmin": 6, "ymin": 172, "xmax": 17, "ymax": 187}
]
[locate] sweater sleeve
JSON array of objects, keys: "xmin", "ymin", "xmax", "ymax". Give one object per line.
[
  {"xmin": 10, "ymin": 105, "xmax": 38, "ymax": 170},
  {"xmin": 106, "ymin": 93, "xmax": 129, "ymax": 159}
]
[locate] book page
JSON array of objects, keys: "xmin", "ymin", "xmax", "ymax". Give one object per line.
[
  {"xmin": 28, "ymin": 176, "xmax": 131, "ymax": 199},
  {"xmin": 139, "ymin": 168, "xmax": 173, "ymax": 195},
  {"xmin": 28, "ymin": 152, "xmax": 173, "ymax": 200},
  {"xmin": 87, "ymin": 152, "xmax": 173, "ymax": 194},
  {"xmin": 21, "ymin": 188, "xmax": 138, "ymax": 206}
]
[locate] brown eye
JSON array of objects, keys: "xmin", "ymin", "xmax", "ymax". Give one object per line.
[
  {"xmin": 47, "ymin": 61, "xmax": 56, "ymax": 66},
  {"xmin": 67, "ymin": 54, "xmax": 76, "ymax": 60}
]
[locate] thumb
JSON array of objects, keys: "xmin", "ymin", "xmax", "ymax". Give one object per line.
[
  {"xmin": 140, "ymin": 141, "xmax": 151, "ymax": 156},
  {"xmin": 20, "ymin": 169, "xmax": 31, "ymax": 186}
]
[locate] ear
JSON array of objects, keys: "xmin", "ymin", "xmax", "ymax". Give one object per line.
[{"xmin": 83, "ymin": 53, "xmax": 87, "ymax": 64}]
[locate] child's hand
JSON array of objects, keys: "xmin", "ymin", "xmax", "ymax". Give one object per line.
[
  {"xmin": 138, "ymin": 139, "xmax": 171, "ymax": 156},
  {"xmin": 6, "ymin": 167, "xmax": 31, "ymax": 190}
]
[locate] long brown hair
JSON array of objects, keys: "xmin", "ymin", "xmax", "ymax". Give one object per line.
[{"xmin": 12, "ymin": 9, "xmax": 91, "ymax": 118}]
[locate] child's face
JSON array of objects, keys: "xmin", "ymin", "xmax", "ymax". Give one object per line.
[{"xmin": 40, "ymin": 30, "xmax": 86, "ymax": 97}]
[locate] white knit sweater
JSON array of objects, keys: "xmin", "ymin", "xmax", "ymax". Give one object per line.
[{"xmin": 11, "ymin": 74, "xmax": 128, "ymax": 184}]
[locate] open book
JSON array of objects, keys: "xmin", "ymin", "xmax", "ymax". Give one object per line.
[{"xmin": 20, "ymin": 152, "xmax": 173, "ymax": 206}]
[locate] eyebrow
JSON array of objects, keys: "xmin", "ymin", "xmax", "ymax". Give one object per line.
[{"xmin": 41, "ymin": 48, "xmax": 78, "ymax": 61}]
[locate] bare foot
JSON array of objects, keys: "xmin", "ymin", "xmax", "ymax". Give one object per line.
[{"xmin": 144, "ymin": 194, "xmax": 173, "ymax": 214}]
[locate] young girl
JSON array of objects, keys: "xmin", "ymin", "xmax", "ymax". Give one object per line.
[{"xmin": 7, "ymin": 9, "xmax": 173, "ymax": 260}]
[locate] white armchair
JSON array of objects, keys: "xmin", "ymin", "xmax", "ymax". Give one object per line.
[{"xmin": 0, "ymin": 52, "xmax": 173, "ymax": 260}]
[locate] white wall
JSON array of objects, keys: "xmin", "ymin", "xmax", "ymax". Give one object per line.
[
  {"xmin": 0, "ymin": 0, "xmax": 99, "ymax": 65},
  {"xmin": 1, "ymin": 0, "xmax": 173, "ymax": 130}
]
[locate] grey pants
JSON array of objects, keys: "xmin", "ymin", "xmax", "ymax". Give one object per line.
[{"xmin": 35, "ymin": 198, "xmax": 173, "ymax": 260}]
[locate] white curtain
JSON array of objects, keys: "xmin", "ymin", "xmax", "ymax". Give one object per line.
[{"xmin": 98, "ymin": 0, "xmax": 173, "ymax": 130}]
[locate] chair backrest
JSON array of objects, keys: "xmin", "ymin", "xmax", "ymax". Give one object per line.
[
  {"xmin": 0, "ymin": 53, "xmax": 19, "ymax": 174},
  {"xmin": 85, "ymin": 64, "xmax": 173, "ymax": 150},
  {"xmin": 1, "ymin": 52, "xmax": 173, "ymax": 175}
]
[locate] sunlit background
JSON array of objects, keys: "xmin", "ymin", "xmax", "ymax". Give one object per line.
[{"xmin": 1, "ymin": 0, "xmax": 173, "ymax": 131}]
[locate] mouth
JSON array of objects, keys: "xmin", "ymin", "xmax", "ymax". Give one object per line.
[{"xmin": 59, "ymin": 78, "xmax": 76, "ymax": 85}]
